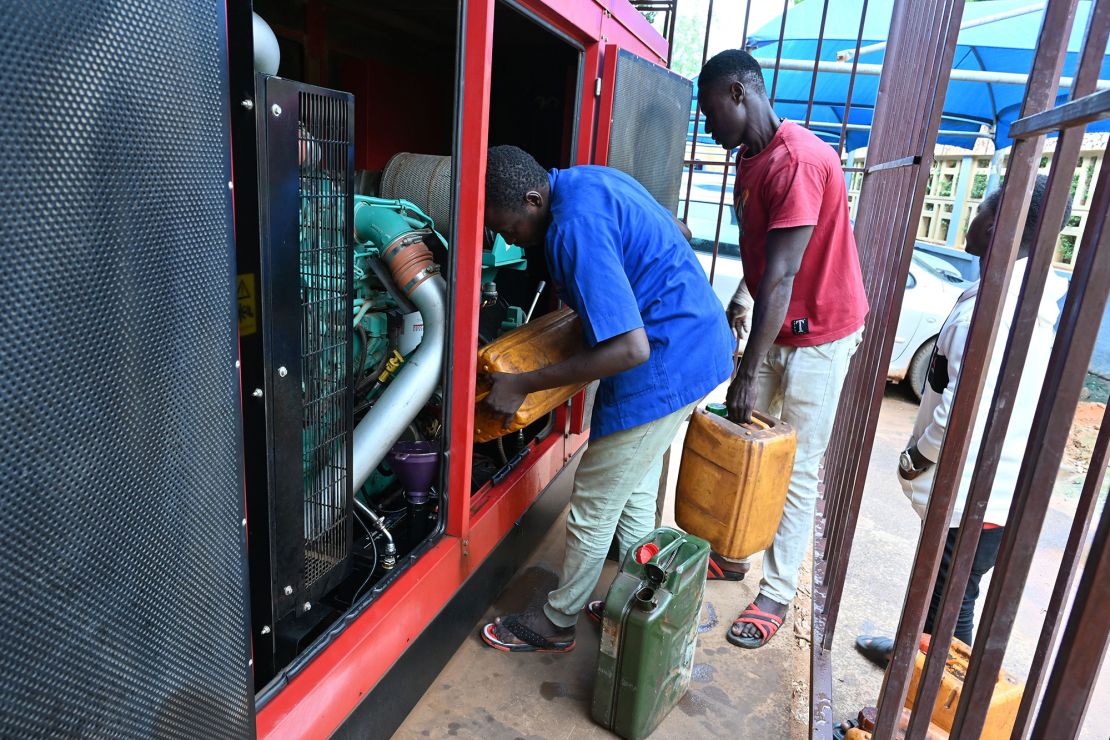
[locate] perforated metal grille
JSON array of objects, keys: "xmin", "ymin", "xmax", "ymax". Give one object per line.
[
  {"xmin": 298, "ymin": 93, "xmax": 353, "ymax": 587},
  {"xmin": 607, "ymin": 49, "xmax": 693, "ymax": 212},
  {"xmin": 0, "ymin": 2, "xmax": 251, "ymax": 737}
]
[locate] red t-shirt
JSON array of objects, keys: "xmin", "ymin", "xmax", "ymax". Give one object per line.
[{"xmin": 734, "ymin": 120, "xmax": 868, "ymax": 346}]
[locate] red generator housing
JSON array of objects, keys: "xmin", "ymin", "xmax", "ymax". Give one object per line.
[
  {"xmin": 226, "ymin": 1, "xmax": 692, "ymax": 737},
  {"xmin": 0, "ymin": 1, "xmax": 690, "ymax": 738}
]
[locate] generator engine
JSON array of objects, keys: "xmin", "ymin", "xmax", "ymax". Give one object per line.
[{"xmin": 249, "ymin": 76, "xmax": 546, "ymax": 685}]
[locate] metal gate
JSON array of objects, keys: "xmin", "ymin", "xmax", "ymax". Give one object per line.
[
  {"xmin": 676, "ymin": 0, "xmax": 1110, "ymax": 737},
  {"xmin": 859, "ymin": 0, "xmax": 1110, "ymax": 735}
]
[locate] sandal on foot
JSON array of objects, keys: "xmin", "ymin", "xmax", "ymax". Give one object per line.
[
  {"xmin": 586, "ymin": 600, "xmax": 604, "ymax": 624},
  {"xmin": 481, "ymin": 612, "xmax": 576, "ymax": 653},
  {"xmin": 854, "ymin": 635, "xmax": 894, "ymax": 668},
  {"xmin": 707, "ymin": 553, "xmax": 749, "ymax": 581},
  {"xmin": 727, "ymin": 602, "xmax": 784, "ymax": 649}
]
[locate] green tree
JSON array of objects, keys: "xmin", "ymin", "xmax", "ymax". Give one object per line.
[
  {"xmin": 1058, "ymin": 234, "xmax": 1076, "ymax": 264},
  {"xmin": 670, "ymin": 9, "xmax": 708, "ymax": 80},
  {"xmin": 971, "ymin": 173, "xmax": 989, "ymax": 198}
]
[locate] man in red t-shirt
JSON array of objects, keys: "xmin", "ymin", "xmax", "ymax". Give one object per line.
[{"xmin": 697, "ymin": 49, "xmax": 868, "ymax": 649}]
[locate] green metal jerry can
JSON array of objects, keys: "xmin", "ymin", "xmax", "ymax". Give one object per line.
[{"xmin": 591, "ymin": 527, "xmax": 710, "ymax": 739}]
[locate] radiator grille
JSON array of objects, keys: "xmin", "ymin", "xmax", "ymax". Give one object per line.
[
  {"xmin": 606, "ymin": 49, "xmax": 693, "ymax": 212},
  {"xmin": 298, "ymin": 92, "xmax": 353, "ymax": 587}
]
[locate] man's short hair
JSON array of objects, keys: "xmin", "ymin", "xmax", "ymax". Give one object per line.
[
  {"xmin": 485, "ymin": 145, "xmax": 548, "ymax": 212},
  {"xmin": 698, "ymin": 49, "xmax": 767, "ymax": 96},
  {"xmin": 981, "ymin": 174, "xmax": 1073, "ymax": 249}
]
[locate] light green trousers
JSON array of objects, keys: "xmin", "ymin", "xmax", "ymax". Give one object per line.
[{"xmin": 544, "ymin": 400, "xmax": 697, "ymax": 629}]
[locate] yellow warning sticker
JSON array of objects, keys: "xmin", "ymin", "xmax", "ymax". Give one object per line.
[{"xmin": 237, "ymin": 273, "xmax": 257, "ymax": 337}]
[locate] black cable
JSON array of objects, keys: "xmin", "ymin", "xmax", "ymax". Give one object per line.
[
  {"xmin": 357, "ymin": 345, "xmax": 391, "ymax": 396},
  {"xmin": 352, "ymin": 507, "xmax": 380, "ymax": 601},
  {"xmin": 355, "ymin": 324, "xmax": 369, "ymax": 379}
]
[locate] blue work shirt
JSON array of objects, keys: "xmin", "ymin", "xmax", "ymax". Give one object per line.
[{"xmin": 545, "ymin": 166, "xmax": 734, "ymax": 438}]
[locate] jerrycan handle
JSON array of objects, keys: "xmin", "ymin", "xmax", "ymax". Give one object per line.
[
  {"xmin": 745, "ymin": 411, "xmax": 775, "ymax": 431},
  {"xmin": 703, "ymin": 405, "xmax": 779, "ymax": 432},
  {"xmin": 643, "ymin": 539, "xmax": 683, "ymax": 585}
]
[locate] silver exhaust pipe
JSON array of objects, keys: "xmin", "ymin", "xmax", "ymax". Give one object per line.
[{"xmin": 351, "ymin": 242, "xmax": 446, "ymax": 492}]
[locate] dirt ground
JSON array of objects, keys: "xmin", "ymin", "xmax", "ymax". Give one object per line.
[
  {"xmin": 395, "ymin": 382, "xmax": 813, "ymax": 740},
  {"xmin": 1060, "ymin": 401, "xmax": 1107, "ymax": 498}
]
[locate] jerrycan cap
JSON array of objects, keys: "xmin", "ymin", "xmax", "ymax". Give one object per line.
[
  {"xmin": 634, "ymin": 543, "xmax": 659, "ymax": 564},
  {"xmin": 705, "ymin": 402, "xmax": 728, "ymax": 418}
]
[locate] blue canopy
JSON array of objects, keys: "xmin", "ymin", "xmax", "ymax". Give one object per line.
[{"xmin": 739, "ymin": 0, "xmax": 1110, "ymax": 150}]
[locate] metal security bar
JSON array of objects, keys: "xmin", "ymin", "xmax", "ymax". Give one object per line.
[
  {"xmin": 683, "ymin": 2, "xmax": 1110, "ymax": 738},
  {"xmin": 898, "ymin": 3, "xmax": 1110, "ymax": 737},
  {"xmin": 812, "ymin": 2, "xmax": 970, "ymax": 737},
  {"xmin": 680, "ymin": 0, "xmax": 872, "ymax": 286},
  {"xmin": 631, "ymin": 1, "xmax": 681, "ymax": 63},
  {"xmin": 298, "ymin": 90, "xmax": 354, "ymax": 589}
]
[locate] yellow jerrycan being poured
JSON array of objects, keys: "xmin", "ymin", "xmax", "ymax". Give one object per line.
[
  {"xmin": 675, "ymin": 403, "xmax": 796, "ymax": 560},
  {"xmin": 472, "ymin": 307, "xmax": 586, "ymax": 443}
]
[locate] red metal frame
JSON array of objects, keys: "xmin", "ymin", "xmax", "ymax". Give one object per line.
[
  {"xmin": 253, "ymin": 1, "xmax": 666, "ymax": 735},
  {"xmin": 446, "ymin": 0, "xmax": 496, "ymax": 541},
  {"xmin": 579, "ymin": 42, "xmax": 603, "ymax": 164},
  {"xmin": 595, "ymin": 45, "xmax": 620, "ymax": 165},
  {"xmin": 599, "ymin": 0, "xmax": 669, "ymax": 64}
]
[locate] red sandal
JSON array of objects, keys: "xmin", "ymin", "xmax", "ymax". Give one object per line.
[
  {"xmin": 707, "ymin": 552, "xmax": 750, "ymax": 581},
  {"xmin": 727, "ymin": 602, "xmax": 784, "ymax": 649}
]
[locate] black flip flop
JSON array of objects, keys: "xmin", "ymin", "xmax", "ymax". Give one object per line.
[
  {"xmin": 854, "ymin": 635, "xmax": 894, "ymax": 668},
  {"xmin": 481, "ymin": 614, "xmax": 576, "ymax": 653}
]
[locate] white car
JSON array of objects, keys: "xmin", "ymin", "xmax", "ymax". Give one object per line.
[
  {"xmin": 697, "ymin": 249, "xmax": 970, "ymax": 402},
  {"xmin": 888, "ymin": 252, "xmax": 970, "ymax": 399}
]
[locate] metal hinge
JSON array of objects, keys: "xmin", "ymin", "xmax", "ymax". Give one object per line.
[
  {"xmin": 462, "ymin": 538, "xmax": 470, "ymax": 557},
  {"xmin": 595, "ymin": 78, "xmax": 602, "ymax": 97}
]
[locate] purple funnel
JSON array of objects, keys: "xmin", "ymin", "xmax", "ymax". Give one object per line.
[{"xmin": 387, "ymin": 441, "xmax": 440, "ymax": 504}]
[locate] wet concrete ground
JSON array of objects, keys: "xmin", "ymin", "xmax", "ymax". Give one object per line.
[
  {"xmin": 396, "ymin": 385, "xmax": 1109, "ymax": 739},
  {"xmin": 395, "ymin": 385, "xmax": 812, "ymax": 739}
]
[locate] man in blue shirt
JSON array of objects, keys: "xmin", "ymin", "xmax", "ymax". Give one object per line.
[{"xmin": 479, "ymin": 145, "xmax": 733, "ymax": 652}]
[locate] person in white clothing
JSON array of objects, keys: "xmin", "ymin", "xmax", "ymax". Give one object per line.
[{"xmin": 855, "ymin": 175, "xmax": 1072, "ymax": 667}]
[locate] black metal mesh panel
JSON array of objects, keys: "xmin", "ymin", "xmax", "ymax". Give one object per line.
[
  {"xmin": 297, "ymin": 92, "xmax": 353, "ymax": 589},
  {"xmin": 255, "ymin": 77, "xmax": 354, "ymax": 622},
  {"xmin": 606, "ymin": 49, "xmax": 693, "ymax": 212},
  {"xmin": 0, "ymin": 1, "xmax": 252, "ymax": 738}
]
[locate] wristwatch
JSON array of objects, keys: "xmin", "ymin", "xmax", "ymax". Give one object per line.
[{"xmin": 899, "ymin": 447, "xmax": 928, "ymax": 479}]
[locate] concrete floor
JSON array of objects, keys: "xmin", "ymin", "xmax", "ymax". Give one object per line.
[
  {"xmin": 395, "ymin": 385, "xmax": 1109, "ymax": 739},
  {"xmin": 395, "ymin": 385, "xmax": 812, "ymax": 740}
]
